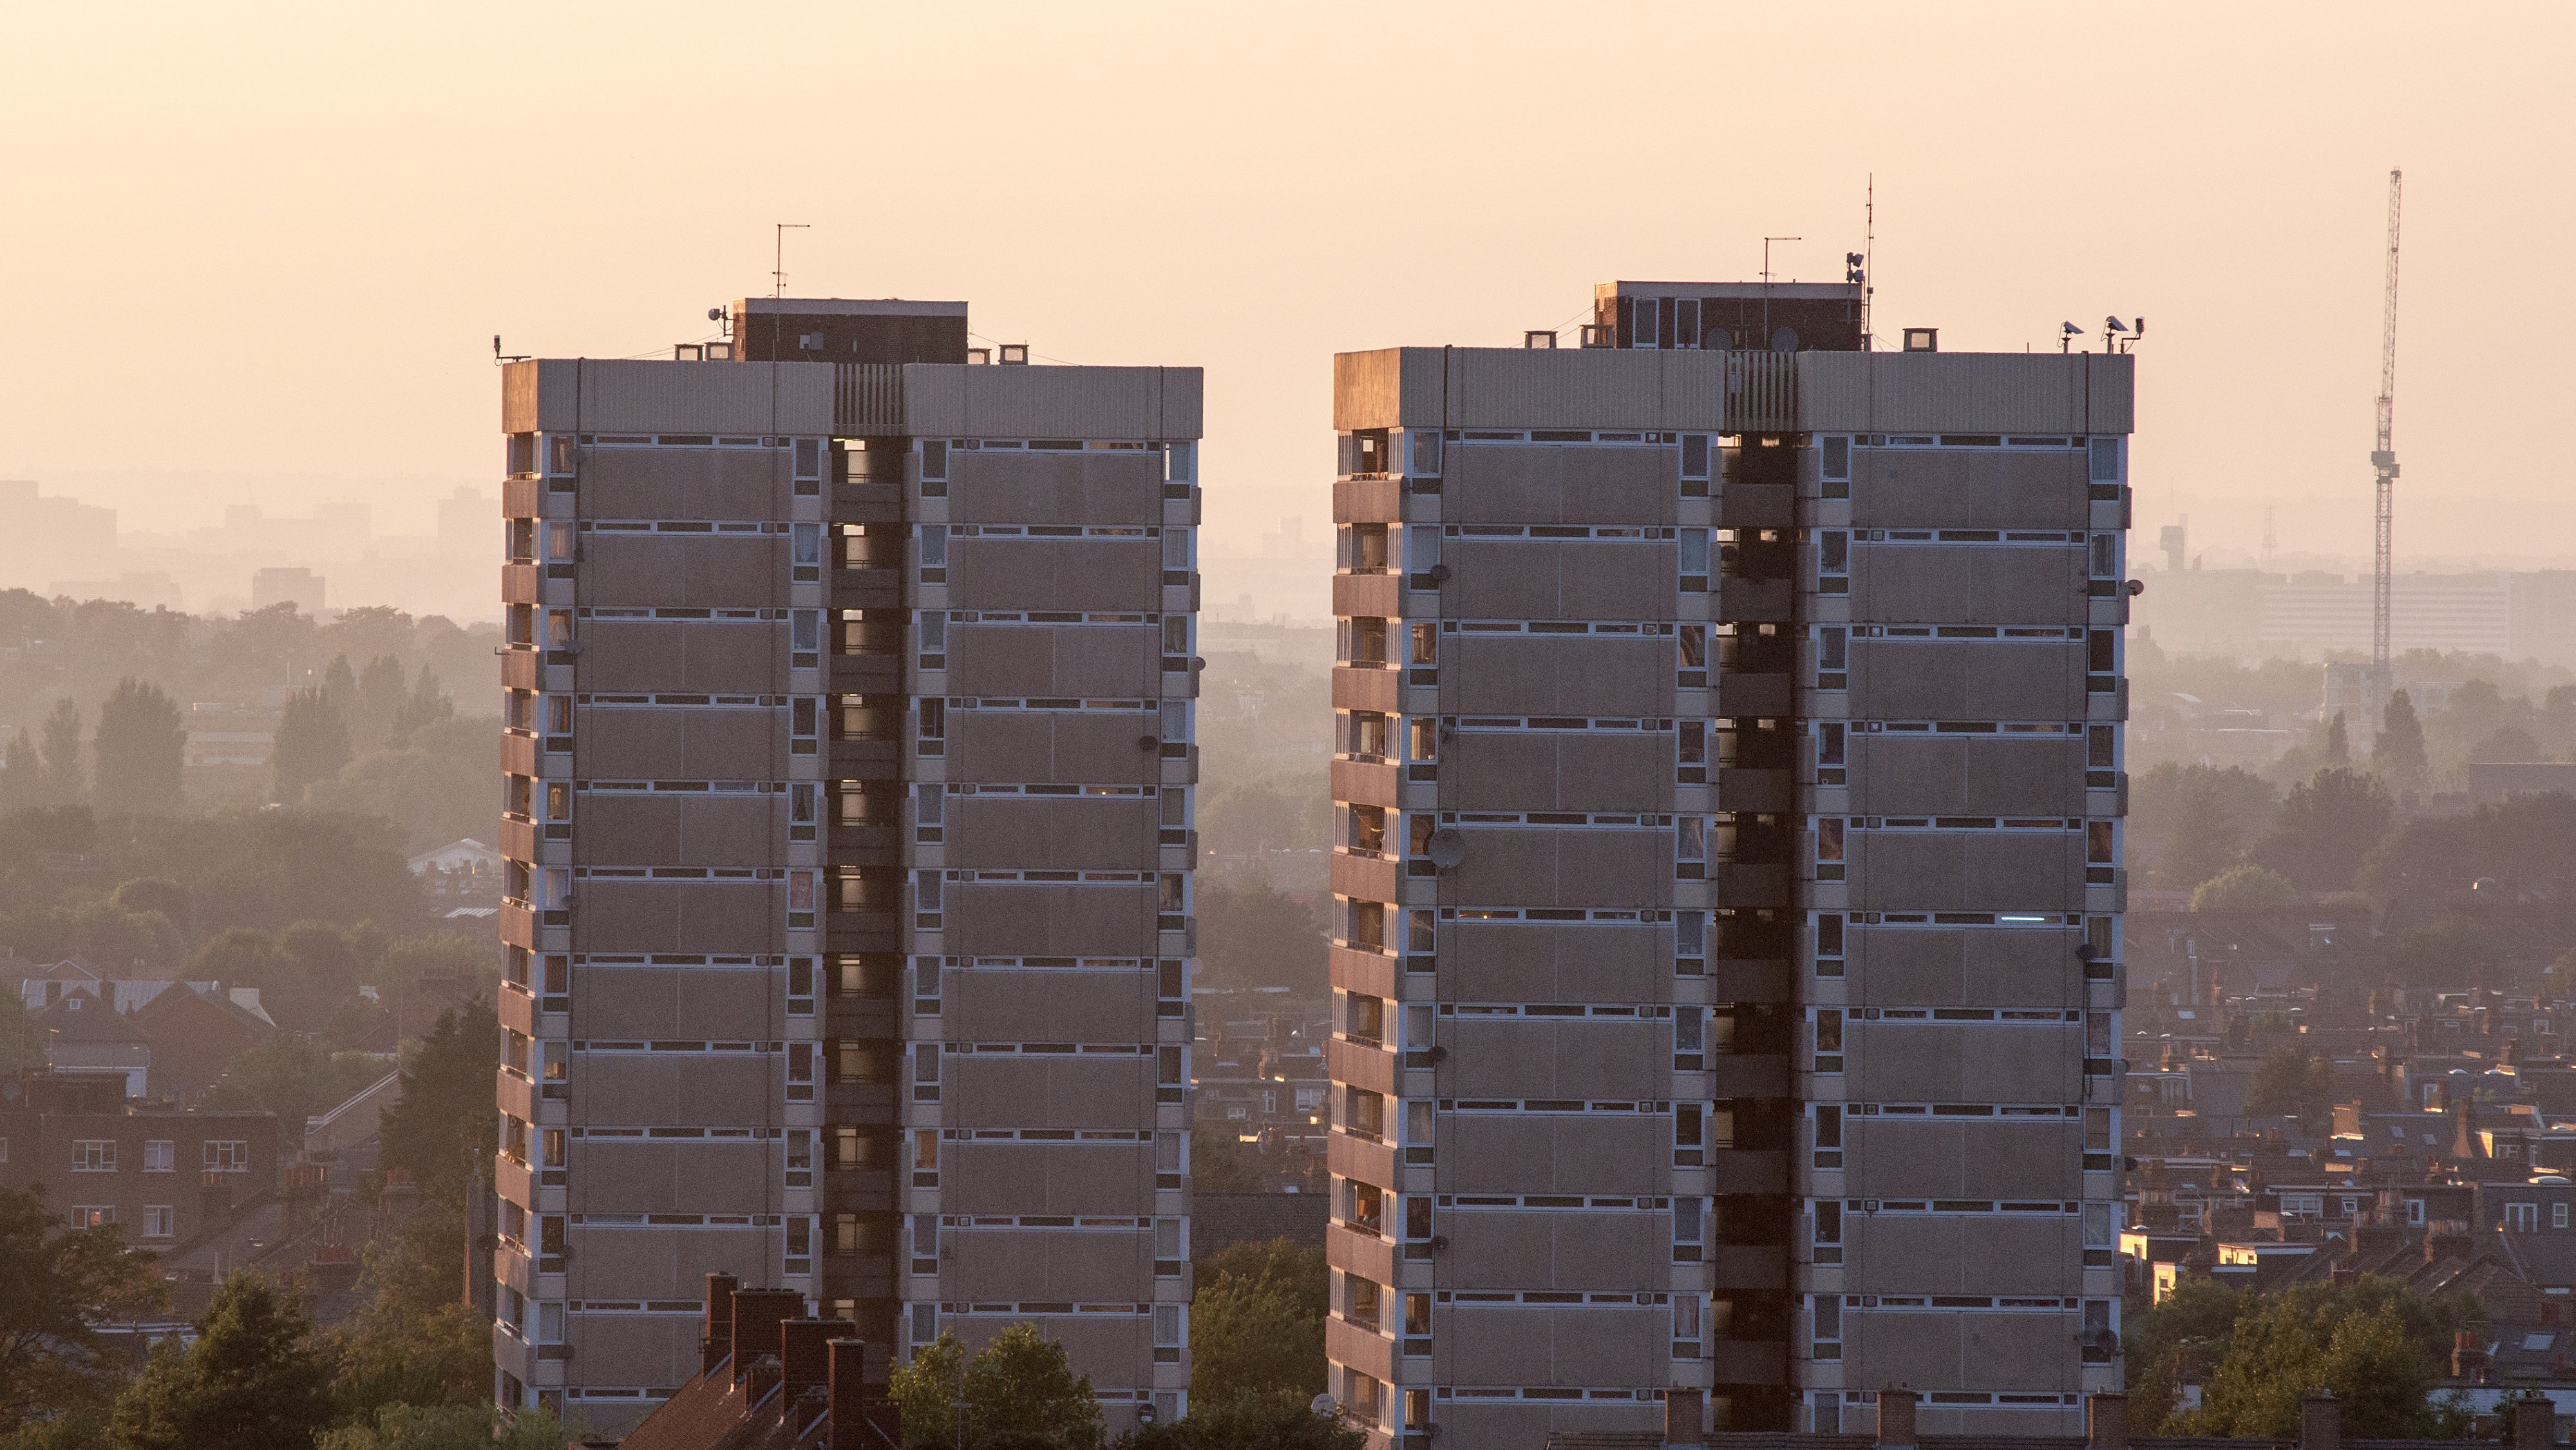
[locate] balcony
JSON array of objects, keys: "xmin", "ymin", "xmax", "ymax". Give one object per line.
[
  {"xmin": 1705, "ymin": 1054, "xmax": 1789, "ymax": 1098},
  {"xmin": 1716, "ymin": 577, "xmax": 1792, "ymax": 623},
  {"xmin": 1720, "ymin": 673, "xmax": 1790, "ymax": 718},
  {"xmin": 1707, "ymin": 1340, "xmax": 1787, "ymax": 1384},
  {"xmin": 1705, "ymin": 1245, "xmax": 1786, "ymax": 1289},
  {"xmin": 1718, "ymin": 767, "xmax": 1789, "ymax": 814}
]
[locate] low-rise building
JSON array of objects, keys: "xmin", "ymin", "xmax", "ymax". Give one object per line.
[{"xmin": 0, "ymin": 1071, "xmax": 279, "ymax": 1248}]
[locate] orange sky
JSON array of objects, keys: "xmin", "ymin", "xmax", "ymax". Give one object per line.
[{"xmin": 3, "ymin": 1, "xmax": 2570, "ymax": 583}]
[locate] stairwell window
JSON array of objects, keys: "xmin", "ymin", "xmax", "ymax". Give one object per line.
[
  {"xmin": 205, "ymin": 1141, "xmax": 251, "ymax": 1172},
  {"xmin": 71, "ymin": 1141, "xmax": 114, "ymax": 1172}
]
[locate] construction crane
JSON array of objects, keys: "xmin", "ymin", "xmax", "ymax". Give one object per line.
[{"xmin": 2371, "ymin": 169, "xmax": 2403, "ymax": 705}]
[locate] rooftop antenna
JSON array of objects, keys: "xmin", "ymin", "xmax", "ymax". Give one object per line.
[
  {"xmin": 772, "ymin": 222, "xmax": 809, "ymax": 300},
  {"xmin": 1861, "ymin": 175, "xmax": 1875, "ymax": 348},
  {"xmin": 1761, "ymin": 235, "xmax": 1801, "ymax": 342}
]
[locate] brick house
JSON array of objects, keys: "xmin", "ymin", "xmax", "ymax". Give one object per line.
[{"xmin": 0, "ymin": 1071, "xmax": 279, "ymax": 1249}]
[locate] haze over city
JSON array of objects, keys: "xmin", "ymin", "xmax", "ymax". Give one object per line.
[{"xmin": 5, "ymin": 3, "xmax": 2574, "ymax": 624}]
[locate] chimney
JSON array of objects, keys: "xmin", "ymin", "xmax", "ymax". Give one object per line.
[
  {"xmin": 745, "ymin": 1353, "xmax": 784, "ymax": 1406},
  {"xmin": 2455, "ymin": 1328, "xmax": 2493, "ymax": 1383},
  {"xmin": 1877, "ymin": 1389, "xmax": 1918, "ymax": 1450},
  {"xmin": 702, "ymin": 1273, "xmax": 741, "ymax": 1377},
  {"xmin": 2512, "ymin": 1390, "xmax": 2556, "ymax": 1450},
  {"xmin": 728, "ymin": 1288, "xmax": 805, "ymax": 1386},
  {"xmin": 829, "ymin": 1338, "xmax": 874, "ymax": 1450},
  {"xmin": 782, "ymin": 1316, "xmax": 854, "ymax": 1406},
  {"xmin": 2302, "ymin": 1392, "xmax": 2340, "ymax": 1450},
  {"xmin": 2088, "ymin": 1391, "xmax": 2130, "ymax": 1450}
]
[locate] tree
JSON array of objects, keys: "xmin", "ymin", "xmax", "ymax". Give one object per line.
[
  {"xmin": 2360, "ymin": 793, "xmax": 2576, "ymax": 901},
  {"xmin": 2321, "ymin": 711, "xmax": 2350, "ymax": 766},
  {"xmin": 1195, "ymin": 879, "xmax": 1326, "ymax": 997},
  {"xmin": 1189, "ymin": 1240, "xmax": 1327, "ymax": 1407},
  {"xmin": 2378, "ymin": 917, "xmax": 2506, "ymax": 993},
  {"xmin": 354, "ymin": 656, "xmax": 408, "ymax": 754},
  {"xmin": 2192, "ymin": 866, "xmax": 2300, "ymax": 913},
  {"xmin": 2468, "ymin": 725, "xmax": 2544, "ymax": 764},
  {"xmin": 890, "ymin": 1324, "xmax": 1104, "ymax": 1450},
  {"xmin": 2191, "ymin": 1282, "xmax": 2479, "ymax": 1439},
  {"xmin": 104, "ymin": 1274, "xmax": 333, "ymax": 1450},
  {"xmin": 2244, "ymin": 1042, "xmax": 2336, "ymax": 1134},
  {"xmin": 376, "ymin": 1000, "xmax": 495, "ymax": 1205},
  {"xmin": 1189, "ymin": 1125, "xmax": 1265, "ymax": 1194},
  {"xmin": 111, "ymin": 879, "xmax": 191, "ymax": 934},
  {"xmin": 91, "ymin": 680, "xmax": 185, "ymax": 818},
  {"xmin": 192, "ymin": 928, "xmax": 287, "ymax": 989},
  {"xmin": 394, "ymin": 669, "xmax": 452, "ymax": 739},
  {"xmin": 2125, "ymin": 1277, "xmax": 2243, "ymax": 1431},
  {"xmin": 0, "ymin": 1187, "xmax": 169, "ymax": 1431},
  {"xmin": 202, "ymin": 1035, "xmax": 381, "ymax": 1147},
  {"xmin": 271, "ymin": 691, "xmax": 352, "ymax": 804},
  {"xmin": 0, "ymin": 730, "xmax": 37, "ymax": 814},
  {"xmin": 1118, "ymin": 1391, "xmax": 1363, "ymax": 1450},
  {"xmin": 38, "ymin": 699, "xmax": 84, "ymax": 806},
  {"xmin": 2376, "ymin": 689, "xmax": 2428, "ymax": 791},
  {"xmin": 2251, "ymin": 768, "xmax": 2394, "ymax": 894},
  {"xmin": 315, "ymin": 1404, "xmax": 567, "ymax": 1450},
  {"xmin": 327, "ymin": 1204, "xmax": 488, "ymax": 1421},
  {"xmin": 2131, "ymin": 764, "xmax": 2276, "ymax": 891}
]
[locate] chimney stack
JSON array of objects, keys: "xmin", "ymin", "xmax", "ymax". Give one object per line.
[
  {"xmin": 2302, "ymin": 1391, "xmax": 2340, "ymax": 1450},
  {"xmin": 2087, "ymin": 1391, "xmax": 2129, "ymax": 1450},
  {"xmin": 702, "ymin": 1273, "xmax": 741, "ymax": 1377},
  {"xmin": 2455, "ymin": 1328, "xmax": 2493, "ymax": 1384},
  {"xmin": 728, "ymin": 1288, "xmax": 805, "ymax": 1387},
  {"xmin": 782, "ymin": 1316, "xmax": 855, "ymax": 1407},
  {"xmin": 745, "ymin": 1353, "xmax": 784, "ymax": 1406},
  {"xmin": 2512, "ymin": 1390, "xmax": 2557, "ymax": 1450},
  {"xmin": 1877, "ymin": 1389, "xmax": 1918, "ymax": 1450},
  {"xmin": 829, "ymin": 1338, "xmax": 876, "ymax": 1450}
]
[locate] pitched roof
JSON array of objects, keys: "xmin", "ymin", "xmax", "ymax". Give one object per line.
[{"xmin": 33, "ymin": 991, "xmax": 152, "ymax": 1044}]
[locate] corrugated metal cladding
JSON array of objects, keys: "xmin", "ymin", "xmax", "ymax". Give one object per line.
[
  {"xmin": 505, "ymin": 358, "xmax": 837, "ymax": 435},
  {"xmin": 1796, "ymin": 352, "xmax": 2134, "ymax": 434},
  {"xmin": 835, "ymin": 364, "xmax": 905, "ymax": 434},
  {"xmin": 901, "ymin": 365, "xmax": 1204, "ymax": 441}
]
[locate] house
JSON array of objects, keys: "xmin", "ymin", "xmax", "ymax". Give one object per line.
[
  {"xmin": 131, "ymin": 984, "xmax": 274, "ymax": 1104},
  {"xmin": 567, "ymin": 1275, "xmax": 897, "ymax": 1450},
  {"xmin": 0, "ymin": 1071, "xmax": 279, "ymax": 1248},
  {"xmin": 31, "ymin": 991, "xmax": 153, "ymax": 1098}
]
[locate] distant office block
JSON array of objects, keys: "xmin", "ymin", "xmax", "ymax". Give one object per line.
[{"xmin": 251, "ymin": 566, "xmax": 326, "ymax": 615}]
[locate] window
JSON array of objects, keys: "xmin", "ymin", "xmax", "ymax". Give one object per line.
[
  {"xmin": 2508, "ymin": 1203, "xmax": 2540, "ymax": 1232},
  {"xmin": 142, "ymin": 1206, "xmax": 175, "ymax": 1239},
  {"xmin": 2557, "ymin": 1203, "xmax": 2569, "ymax": 1230},
  {"xmin": 71, "ymin": 1141, "xmax": 115, "ymax": 1172},
  {"xmin": 204, "ymin": 1141, "xmax": 251, "ymax": 1172},
  {"xmin": 70, "ymin": 1207, "xmax": 113, "ymax": 1230}
]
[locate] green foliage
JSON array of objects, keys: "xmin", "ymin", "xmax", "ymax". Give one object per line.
[
  {"xmin": 2378, "ymin": 916, "xmax": 2507, "ymax": 992},
  {"xmin": 2251, "ymin": 767, "xmax": 2394, "ymax": 893},
  {"xmin": 2322, "ymin": 711, "xmax": 2349, "ymax": 765},
  {"xmin": 1117, "ymin": 1390, "xmax": 1361, "ymax": 1450},
  {"xmin": 2192, "ymin": 864, "xmax": 2300, "ymax": 912},
  {"xmin": 1188, "ymin": 1239, "xmax": 1327, "ymax": 1406},
  {"xmin": 0, "ymin": 991, "xmax": 39, "ymax": 1073},
  {"xmin": 272, "ymin": 691, "xmax": 352, "ymax": 805},
  {"xmin": 1188, "ymin": 1126, "xmax": 1266, "ymax": 1194},
  {"xmin": 0, "ymin": 1188, "xmax": 169, "ymax": 1431},
  {"xmin": 1, "ymin": 731, "xmax": 41, "ymax": 816},
  {"xmin": 2468, "ymin": 725, "xmax": 2544, "ymax": 764},
  {"xmin": 2244, "ymin": 1042, "xmax": 2336, "ymax": 1133},
  {"xmin": 326, "ymin": 1205, "xmax": 488, "ymax": 1422},
  {"xmin": 39, "ymin": 700, "xmax": 84, "ymax": 806},
  {"xmin": 314, "ymin": 1404, "xmax": 566, "ymax": 1450},
  {"xmin": 301, "ymin": 717, "xmax": 498, "ymax": 854},
  {"xmin": 375, "ymin": 1001, "xmax": 495, "ymax": 1206},
  {"xmin": 2360, "ymin": 793, "xmax": 2576, "ymax": 901},
  {"xmin": 1195, "ymin": 879, "xmax": 1325, "ymax": 997},
  {"xmin": 2376, "ymin": 689, "xmax": 2429, "ymax": 791},
  {"xmin": 890, "ymin": 1325, "xmax": 1104, "ymax": 1450},
  {"xmin": 91, "ymin": 682, "xmax": 185, "ymax": 819},
  {"xmin": 2131, "ymin": 763, "xmax": 2278, "ymax": 890},
  {"xmin": 2130, "ymin": 1278, "xmax": 2484, "ymax": 1438},
  {"xmin": 104, "ymin": 1274, "xmax": 332, "ymax": 1450},
  {"xmin": 202, "ymin": 1034, "xmax": 388, "ymax": 1144}
]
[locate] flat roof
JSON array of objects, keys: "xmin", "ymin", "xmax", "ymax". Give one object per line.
[
  {"xmin": 1596, "ymin": 280, "xmax": 1861, "ymax": 301},
  {"xmin": 737, "ymin": 297, "xmax": 968, "ymax": 317}
]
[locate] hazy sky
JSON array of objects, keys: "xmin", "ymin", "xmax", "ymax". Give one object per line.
[{"xmin": 5, "ymin": 3, "xmax": 2571, "ymax": 582}]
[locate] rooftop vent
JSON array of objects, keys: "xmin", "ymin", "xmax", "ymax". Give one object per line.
[
  {"xmin": 1523, "ymin": 330, "xmax": 1558, "ymax": 349},
  {"xmin": 1578, "ymin": 323, "xmax": 1615, "ymax": 348},
  {"xmin": 1903, "ymin": 327, "xmax": 1939, "ymax": 353},
  {"xmin": 998, "ymin": 344, "xmax": 1030, "ymax": 365}
]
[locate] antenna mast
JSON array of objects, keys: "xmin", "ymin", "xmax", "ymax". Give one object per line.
[{"xmin": 2371, "ymin": 169, "xmax": 2402, "ymax": 705}]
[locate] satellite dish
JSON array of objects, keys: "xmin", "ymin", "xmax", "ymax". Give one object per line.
[
  {"xmin": 708, "ymin": 306, "xmax": 726, "ymax": 322},
  {"xmin": 1311, "ymin": 1394, "xmax": 1338, "ymax": 1417},
  {"xmin": 2061, "ymin": 322, "xmax": 2083, "ymax": 336},
  {"xmin": 1769, "ymin": 327, "xmax": 1800, "ymax": 353},
  {"xmin": 1426, "ymin": 828, "xmax": 1465, "ymax": 872},
  {"xmin": 2105, "ymin": 316, "xmax": 2130, "ymax": 333}
]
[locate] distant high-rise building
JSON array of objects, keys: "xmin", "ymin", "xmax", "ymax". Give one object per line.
[
  {"xmin": 251, "ymin": 566, "xmax": 325, "ymax": 615},
  {"xmin": 492, "ymin": 299, "xmax": 1202, "ymax": 1434},
  {"xmin": 1325, "ymin": 286, "xmax": 2133, "ymax": 1444}
]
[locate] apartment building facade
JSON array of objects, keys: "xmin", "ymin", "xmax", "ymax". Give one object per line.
[
  {"xmin": 494, "ymin": 300, "xmax": 1200, "ymax": 1433},
  {"xmin": 0, "ymin": 1070, "xmax": 279, "ymax": 1248},
  {"xmin": 1325, "ymin": 285, "xmax": 2132, "ymax": 1445}
]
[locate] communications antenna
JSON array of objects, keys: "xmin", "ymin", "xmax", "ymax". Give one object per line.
[{"xmin": 2371, "ymin": 170, "xmax": 2403, "ymax": 705}]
